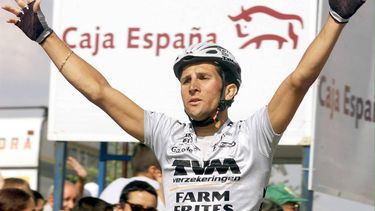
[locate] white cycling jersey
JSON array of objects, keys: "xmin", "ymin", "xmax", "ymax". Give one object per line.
[{"xmin": 144, "ymin": 106, "xmax": 281, "ymax": 211}]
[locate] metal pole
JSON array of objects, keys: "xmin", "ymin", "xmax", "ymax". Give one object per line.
[
  {"xmin": 301, "ymin": 146, "xmax": 313, "ymax": 211},
  {"xmin": 97, "ymin": 142, "xmax": 132, "ymax": 196},
  {"xmin": 122, "ymin": 142, "xmax": 129, "ymax": 177},
  {"xmin": 53, "ymin": 141, "xmax": 67, "ymax": 211},
  {"xmin": 98, "ymin": 142, "xmax": 108, "ymax": 194}
]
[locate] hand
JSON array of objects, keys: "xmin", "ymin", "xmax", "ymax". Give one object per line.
[
  {"xmin": 1, "ymin": 0, "xmax": 52, "ymax": 43},
  {"xmin": 329, "ymin": 0, "xmax": 366, "ymax": 23},
  {"xmin": 67, "ymin": 156, "xmax": 88, "ymax": 180}
]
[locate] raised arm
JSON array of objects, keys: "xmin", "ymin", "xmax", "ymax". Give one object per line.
[
  {"xmin": 2, "ymin": 0, "xmax": 145, "ymax": 141},
  {"xmin": 66, "ymin": 156, "xmax": 87, "ymax": 197},
  {"xmin": 267, "ymin": 0, "xmax": 365, "ymax": 134}
]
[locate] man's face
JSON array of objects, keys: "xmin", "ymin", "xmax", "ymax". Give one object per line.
[
  {"xmin": 123, "ymin": 191, "xmax": 157, "ymax": 211},
  {"xmin": 62, "ymin": 183, "xmax": 78, "ymax": 211},
  {"xmin": 180, "ymin": 62, "xmax": 222, "ymax": 121}
]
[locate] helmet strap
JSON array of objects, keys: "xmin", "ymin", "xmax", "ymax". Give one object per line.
[
  {"xmin": 187, "ymin": 110, "xmax": 219, "ymax": 128},
  {"xmin": 217, "ymin": 69, "xmax": 234, "ymax": 112}
]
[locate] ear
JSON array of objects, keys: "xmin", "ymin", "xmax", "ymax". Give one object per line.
[
  {"xmin": 148, "ymin": 165, "xmax": 161, "ymax": 180},
  {"xmin": 224, "ymin": 84, "xmax": 238, "ymax": 101},
  {"xmin": 114, "ymin": 204, "xmax": 124, "ymax": 211}
]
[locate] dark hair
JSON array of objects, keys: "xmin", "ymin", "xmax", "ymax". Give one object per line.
[
  {"xmin": 0, "ymin": 188, "xmax": 33, "ymax": 211},
  {"xmin": 260, "ymin": 198, "xmax": 283, "ymax": 211},
  {"xmin": 131, "ymin": 143, "xmax": 161, "ymax": 174},
  {"xmin": 119, "ymin": 180, "xmax": 157, "ymax": 206},
  {"xmin": 32, "ymin": 190, "xmax": 44, "ymax": 201},
  {"xmin": 72, "ymin": 197, "xmax": 114, "ymax": 211}
]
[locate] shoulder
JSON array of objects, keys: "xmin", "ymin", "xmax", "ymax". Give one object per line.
[{"xmin": 145, "ymin": 110, "xmax": 186, "ymax": 129}]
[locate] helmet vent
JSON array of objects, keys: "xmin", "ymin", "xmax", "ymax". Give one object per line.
[
  {"xmin": 182, "ymin": 56, "xmax": 195, "ymax": 61},
  {"xmin": 206, "ymin": 50, "xmax": 218, "ymax": 54}
]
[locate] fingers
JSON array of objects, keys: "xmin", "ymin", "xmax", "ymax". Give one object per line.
[
  {"xmin": 6, "ymin": 18, "xmax": 18, "ymax": 24},
  {"xmin": 1, "ymin": 4, "xmax": 22, "ymax": 16},
  {"xmin": 33, "ymin": 0, "xmax": 41, "ymax": 12},
  {"xmin": 1, "ymin": 5, "xmax": 21, "ymax": 24},
  {"xmin": 67, "ymin": 156, "xmax": 77, "ymax": 167},
  {"xmin": 14, "ymin": 0, "xmax": 27, "ymax": 9},
  {"xmin": 13, "ymin": 0, "xmax": 40, "ymax": 12},
  {"xmin": 2, "ymin": 0, "xmax": 40, "ymax": 20}
]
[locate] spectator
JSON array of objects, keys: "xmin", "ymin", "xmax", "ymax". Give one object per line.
[
  {"xmin": 265, "ymin": 184, "xmax": 306, "ymax": 211},
  {"xmin": 260, "ymin": 198, "xmax": 283, "ymax": 211},
  {"xmin": 0, "ymin": 188, "xmax": 35, "ymax": 211},
  {"xmin": 44, "ymin": 181, "xmax": 79, "ymax": 211},
  {"xmin": 100, "ymin": 143, "xmax": 165, "ymax": 210},
  {"xmin": 2, "ymin": 177, "xmax": 33, "ymax": 195},
  {"xmin": 2, "ymin": 178, "xmax": 45, "ymax": 211},
  {"xmin": 83, "ymin": 182, "xmax": 99, "ymax": 197},
  {"xmin": 43, "ymin": 156, "xmax": 87, "ymax": 211},
  {"xmin": 116, "ymin": 180, "xmax": 157, "ymax": 211},
  {"xmin": 72, "ymin": 197, "xmax": 114, "ymax": 211}
]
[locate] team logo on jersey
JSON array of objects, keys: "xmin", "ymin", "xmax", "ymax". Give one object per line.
[
  {"xmin": 170, "ymin": 132, "xmax": 200, "ymax": 153},
  {"xmin": 172, "ymin": 158, "xmax": 242, "ymax": 184},
  {"xmin": 213, "ymin": 134, "xmax": 236, "ymax": 151},
  {"xmin": 212, "ymin": 124, "xmax": 237, "ymax": 151},
  {"xmin": 172, "ymin": 158, "xmax": 241, "ymax": 176},
  {"xmin": 213, "ymin": 141, "xmax": 236, "ymax": 150}
]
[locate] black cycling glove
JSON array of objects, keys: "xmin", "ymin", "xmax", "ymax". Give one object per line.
[
  {"xmin": 329, "ymin": 0, "xmax": 366, "ymax": 24},
  {"xmin": 15, "ymin": 1, "xmax": 53, "ymax": 44}
]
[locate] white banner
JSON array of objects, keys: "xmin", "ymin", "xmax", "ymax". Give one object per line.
[
  {"xmin": 0, "ymin": 118, "xmax": 43, "ymax": 167},
  {"xmin": 311, "ymin": 1, "xmax": 374, "ymax": 205},
  {"xmin": 48, "ymin": 0, "xmax": 318, "ymax": 144}
]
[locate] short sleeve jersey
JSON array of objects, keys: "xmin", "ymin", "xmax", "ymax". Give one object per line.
[{"xmin": 144, "ymin": 106, "xmax": 281, "ymax": 211}]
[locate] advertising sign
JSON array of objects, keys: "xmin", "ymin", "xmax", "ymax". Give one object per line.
[
  {"xmin": 0, "ymin": 118, "xmax": 43, "ymax": 167},
  {"xmin": 49, "ymin": 0, "xmax": 318, "ymax": 144},
  {"xmin": 311, "ymin": 1, "xmax": 374, "ymax": 205}
]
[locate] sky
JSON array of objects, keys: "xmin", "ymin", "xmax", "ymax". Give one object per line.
[
  {"xmin": 0, "ymin": 0, "xmax": 373, "ymax": 210},
  {"xmin": 0, "ymin": 0, "xmax": 52, "ymax": 109}
]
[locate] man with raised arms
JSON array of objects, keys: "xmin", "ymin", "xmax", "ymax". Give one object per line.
[{"xmin": 1, "ymin": 0, "xmax": 365, "ymax": 210}]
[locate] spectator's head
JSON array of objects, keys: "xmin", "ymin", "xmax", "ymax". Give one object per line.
[
  {"xmin": 32, "ymin": 190, "xmax": 45, "ymax": 211},
  {"xmin": 83, "ymin": 182, "xmax": 99, "ymax": 197},
  {"xmin": 0, "ymin": 188, "xmax": 35, "ymax": 211},
  {"xmin": 47, "ymin": 181, "xmax": 79, "ymax": 211},
  {"xmin": 117, "ymin": 180, "xmax": 157, "ymax": 211},
  {"xmin": 131, "ymin": 143, "xmax": 161, "ymax": 180},
  {"xmin": 72, "ymin": 197, "xmax": 114, "ymax": 211},
  {"xmin": 3, "ymin": 177, "xmax": 32, "ymax": 195},
  {"xmin": 265, "ymin": 184, "xmax": 306, "ymax": 211},
  {"xmin": 260, "ymin": 198, "xmax": 283, "ymax": 211}
]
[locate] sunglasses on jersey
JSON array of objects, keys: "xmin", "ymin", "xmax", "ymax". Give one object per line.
[{"xmin": 126, "ymin": 202, "xmax": 157, "ymax": 211}]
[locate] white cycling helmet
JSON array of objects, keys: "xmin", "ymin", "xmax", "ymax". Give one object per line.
[{"xmin": 173, "ymin": 42, "xmax": 242, "ymax": 88}]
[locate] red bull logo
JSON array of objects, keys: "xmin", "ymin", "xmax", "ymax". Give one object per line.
[{"xmin": 228, "ymin": 6, "xmax": 304, "ymax": 49}]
